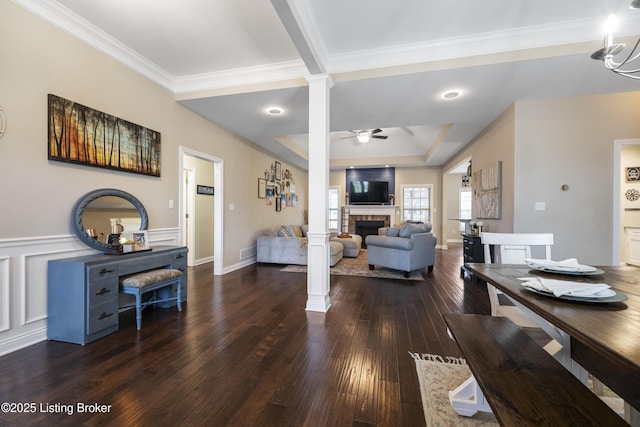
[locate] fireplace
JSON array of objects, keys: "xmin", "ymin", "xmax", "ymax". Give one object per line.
[{"xmin": 356, "ymin": 220, "xmax": 385, "ymax": 248}]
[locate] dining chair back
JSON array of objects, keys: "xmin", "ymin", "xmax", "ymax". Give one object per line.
[{"xmin": 480, "ymin": 232, "xmax": 554, "ymax": 325}]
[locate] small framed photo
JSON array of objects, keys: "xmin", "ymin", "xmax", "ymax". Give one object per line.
[
  {"xmin": 275, "ymin": 196, "xmax": 281, "ymax": 212},
  {"xmin": 275, "ymin": 161, "xmax": 282, "ymax": 181},
  {"xmin": 258, "ymin": 178, "xmax": 266, "ymax": 199},
  {"xmin": 132, "ymin": 230, "xmax": 149, "ymax": 251}
]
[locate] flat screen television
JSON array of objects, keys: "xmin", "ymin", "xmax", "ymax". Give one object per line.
[{"xmin": 349, "ymin": 180, "xmax": 389, "ymax": 204}]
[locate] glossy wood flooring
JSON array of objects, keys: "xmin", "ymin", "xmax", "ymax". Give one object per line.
[{"xmin": 0, "ymin": 243, "xmax": 491, "ymax": 427}]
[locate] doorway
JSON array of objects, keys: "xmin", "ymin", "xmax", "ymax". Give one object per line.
[
  {"xmin": 613, "ymin": 139, "xmax": 640, "ymax": 265},
  {"xmin": 179, "ymin": 146, "xmax": 224, "ymax": 276}
]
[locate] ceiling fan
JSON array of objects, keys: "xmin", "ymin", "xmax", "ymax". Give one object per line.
[{"xmin": 341, "ymin": 128, "xmax": 388, "ymax": 143}]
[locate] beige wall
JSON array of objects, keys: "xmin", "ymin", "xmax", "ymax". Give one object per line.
[
  {"xmin": 515, "ymin": 93, "xmax": 640, "ymax": 264},
  {"xmin": 443, "ymin": 93, "xmax": 640, "ymax": 265},
  {"xmin": 443, "ymin": 106, "xmax": 516, "ymax": 234},
  {"xmin": 0, "ymin": 1, "xmax": 308, "ymax": 269}
]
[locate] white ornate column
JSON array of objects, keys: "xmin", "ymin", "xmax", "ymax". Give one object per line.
[{"xmin": 305, "ymin": 74, "xmax": 333, "ymax": 312}]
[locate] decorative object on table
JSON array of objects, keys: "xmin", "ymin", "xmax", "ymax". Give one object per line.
[
  {"xmin": 473, "ymin": 160, "xmax": 501, "ymax": 219},
  {"xmin": 339, "ymin": 206, "xmax": 351, "ymax": 238},
  {"xmin": 258, "ymin": 178, "xmax": 266, "ymax": 198},
  {"xmin": 196, "ymin": 185, "xmax": 214, "ymax": 195},
  {"xmin": 468, "ymin": 221, "xmax": 483, "ymax": 235},
  {"xmin": 132, "ymin": 230, "xmax": 149, "ymax": 251},
  {"xmin": 626, "ymin": 167, "xmax": 640, "ymax": 182},
  {"xmin": 48, "ymin": 94, "xmax": 161, "ymax": 177}
]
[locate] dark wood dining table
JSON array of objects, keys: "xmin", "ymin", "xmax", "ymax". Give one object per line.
[{"xmin": 466, "ymin": 262, "xmax": 640, "ymax": 419}]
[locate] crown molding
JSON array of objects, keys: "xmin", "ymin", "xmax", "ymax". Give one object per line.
[
  {"xmin": 12, "ymin": 0, "xmax": 176, "ymax": 91},
  {"xmin": 324, "ymin": 15, "xmax": 640, "ymax": 74}
]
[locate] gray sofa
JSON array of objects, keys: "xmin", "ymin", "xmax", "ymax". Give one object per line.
[
  {"xmin": 256, "ymin": 224, "xmax": 343, "ymax": 266},
  {"xmin": 365, "ymin": 222, "xmax": 437, "ymax": 277}
]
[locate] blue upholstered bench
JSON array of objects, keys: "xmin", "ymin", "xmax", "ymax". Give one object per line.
[{"xmin": 120, "ymin": 268, "xmax": 183, "ymax": 330}]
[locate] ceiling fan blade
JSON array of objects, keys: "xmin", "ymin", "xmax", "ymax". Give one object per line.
[
  {"xmin": 371, "ymin": 128, "xmax": 383, "ymax": 134},
  {"xmin": 372, "ymin": 135, "xmax": 388, "ymax": 139}
]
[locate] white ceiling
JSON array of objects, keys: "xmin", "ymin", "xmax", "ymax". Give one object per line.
[{"xmin": 17, "ymin": 0, "xmax": 640, "ymax": 171}]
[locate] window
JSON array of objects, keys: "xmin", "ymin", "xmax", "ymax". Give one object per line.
[
  {"xmin": 328, "ymin": 187, "xmax": 340, "ymax": 231},
  {"xmin": 402, "ymin": 185, "xmax": 431, "ymax": 222},
  {"xmin": 459, "ymin": 188, "xmax": 472, "ymax": 231}
]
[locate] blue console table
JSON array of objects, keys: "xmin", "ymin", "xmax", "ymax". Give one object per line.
[{"xmin": 47, "ymin": 245, "xmax": 188, "ymax": 344}]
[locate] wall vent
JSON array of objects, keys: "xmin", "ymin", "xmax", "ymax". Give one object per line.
[{"xmin": 240, "ymin": 246, "xmax": 257, "ymax": 260}]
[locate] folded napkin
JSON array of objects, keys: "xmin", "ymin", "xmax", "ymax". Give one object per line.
[
  {"xmin": 524, "ymin": 258, "xmax": 596, "ymax": 272},
  {"xmin": 519, "ymin": 277, "xmax": 610, "ymax": 297}
]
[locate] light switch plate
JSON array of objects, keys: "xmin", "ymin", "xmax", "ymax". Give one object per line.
[{"xmin": 535, "ymin": 202, "xmax": 545, "ymax": 211}]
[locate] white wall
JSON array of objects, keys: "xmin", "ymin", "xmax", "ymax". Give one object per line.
[{"xmin": 0, "ymin": 2, "xmax": 308, "ymax": 355}]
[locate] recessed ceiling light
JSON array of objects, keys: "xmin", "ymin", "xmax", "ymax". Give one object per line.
[
  {"xmin": 441, "ymin": 90, "xmax": 462, "ymax": 100},
  {"xmin": 266, "ymin": 107, "xmax": 283, "ymax": 115}
]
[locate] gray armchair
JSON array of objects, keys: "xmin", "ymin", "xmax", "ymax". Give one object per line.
[{"xmin": 365, "ymin": 222, "xmax": 437, "ymax": 277}]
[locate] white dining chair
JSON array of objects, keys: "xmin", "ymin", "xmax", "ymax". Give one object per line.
[{"xmin": 480, "ymin": 232, "xmax": 561, "ymax": 354}]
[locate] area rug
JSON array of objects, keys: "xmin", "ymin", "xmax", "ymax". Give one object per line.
[
  {"xmin": 409, "ymin": 352, "xmax": 499, "ymax": 427},
  {"xmin": 280, "ymin": 250, "xmax": 424, "ymax": 280}
]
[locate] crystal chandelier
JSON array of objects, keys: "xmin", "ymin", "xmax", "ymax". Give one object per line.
[{"xmin": 591, "ymin": 1, "xmax": 640, "ymax": 79}]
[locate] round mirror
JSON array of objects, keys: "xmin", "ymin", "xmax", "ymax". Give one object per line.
[{"xmin": 72, "ymin": 188, "xmax": 148, "ymax": 253}]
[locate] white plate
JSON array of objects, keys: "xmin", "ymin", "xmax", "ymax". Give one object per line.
[
  {"xmin": 521, "ymin": 285, "xmax": 627, "ymax": 303},
  {"xmin": 527, "ymin": 264, "xmax": 605, "ymax": 276}
]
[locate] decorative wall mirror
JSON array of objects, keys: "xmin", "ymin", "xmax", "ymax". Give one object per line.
[{"xmin": 72, "ymin": 188, "xmax": 148, "ymax": 253}]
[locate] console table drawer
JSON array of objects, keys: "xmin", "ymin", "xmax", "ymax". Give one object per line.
[
  {"xmin": 88, "ymin": 278, "xmax": 118, "ymax": 307},
  {"xmin": 87, "ymin": 301, "xmax": 118, "ymax": 334},
  {"xmin": 88, "ymin": 265, "xmax": 118, "ymax": 281}
]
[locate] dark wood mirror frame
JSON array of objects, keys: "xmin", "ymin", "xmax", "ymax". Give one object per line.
[{"xmin": 71, "ymin": 188, "xmax": 149, "ymax": 253}]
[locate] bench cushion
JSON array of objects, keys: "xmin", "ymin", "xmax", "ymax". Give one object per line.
[{"xmin": 121, "ymin": 269, "xmax": 182, "ymax": 288}]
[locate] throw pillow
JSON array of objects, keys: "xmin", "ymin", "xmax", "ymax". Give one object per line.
[
  {"xmin": 301, "ymin": 224, "xmax": 308, "ymax": 237},
  {"xmin": 287, "ymin": 225, "xmax": 303, "ymax": 238},
  {"xmin": 399, "ymin": 223, "xmax": 427, "ymax": 238},
  {"xmin": 278, "ymin": 227, "xmax": 292, "ymax": 237}
]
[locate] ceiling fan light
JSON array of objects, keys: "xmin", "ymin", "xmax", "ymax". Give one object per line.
[{"xmin": 356, "ymin": 132, "xmax": 371, "ymax": 143}]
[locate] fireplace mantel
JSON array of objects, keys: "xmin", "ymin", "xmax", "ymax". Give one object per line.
[
  {"xmin": 345, "ymin": 205, "xmax": 398, "ymax": 234},
  {"xmin": 347, "ymin": 205, "xmax": 396, "ymax": 217}
]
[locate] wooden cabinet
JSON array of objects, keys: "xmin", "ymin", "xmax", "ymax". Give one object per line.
[
  {"xmin": 48, "ymin": 246, "xmax": 188, "ymax": 344},
  {"xmin": 463, "ymin": 234, "xmax": 485, "ymax": 264},
  {"xmin": 461, "ymin": 234, "xmax": 491, "ymax": 278}
]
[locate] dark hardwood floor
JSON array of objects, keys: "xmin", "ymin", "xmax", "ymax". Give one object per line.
[{"xmin": 0, "ymin": 243, "xmax": 491, "ymax": 426}]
